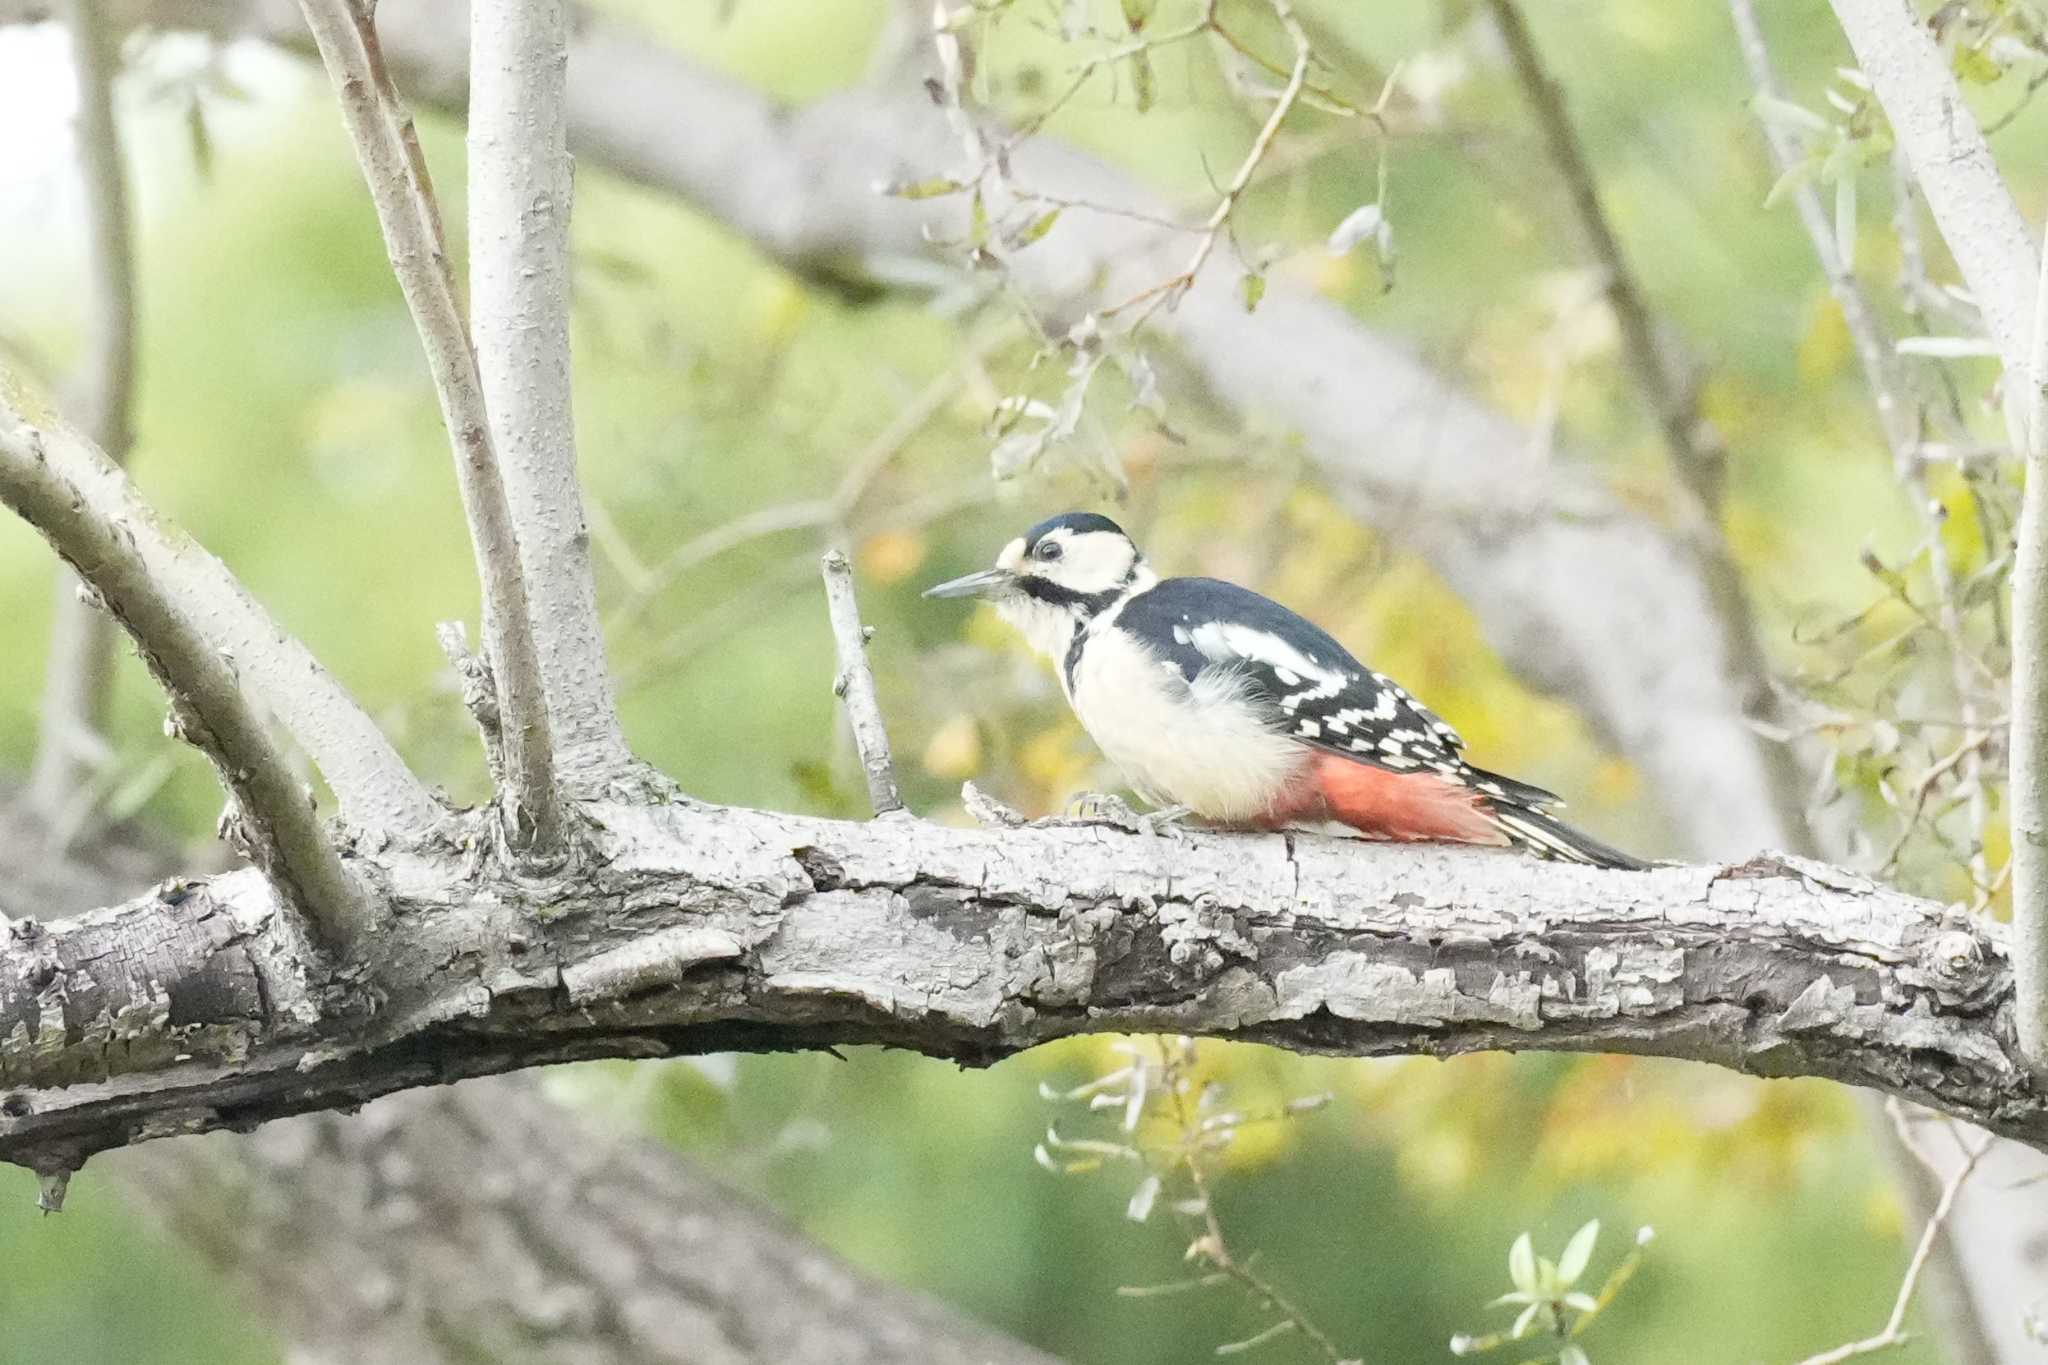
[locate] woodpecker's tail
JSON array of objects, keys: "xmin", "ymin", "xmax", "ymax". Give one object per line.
[
  {"xmin": 1460, "ymin": 764, "xmax": 1646, "ymax": 870},
  {"xmin": 1482, "ymin": 796, "xmax": 1647, "ymax": 871}
]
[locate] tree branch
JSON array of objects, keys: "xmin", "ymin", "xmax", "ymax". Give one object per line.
[
  {"xmin": 114, "ymin": 1074, "xmax": 1066, "ymax": 1365},
  {"xmin": 0, "ymin": 806, "xmax": 2026, "ymax": 1178},
  {"xmin": 26, "ymin": 0, "xmax": 138, "ymax": 829},
  {"xmin": 820, "ymin": 549, "xmax": 903, "ymax": 817},
  {"xmin": 0, "ymin": 413, "xmax": 367, "ymax": 952},
  {"xmin": 468, "ymin": 0, "xmax": 637, "ymax": 793},
  {"xmin": 1826, "ymin": 0, "xmax": 2036, "ymax": 374},
  {"xmin": 296, "ymin": 0, "xmax": 564, "ymax": 853},
  {"xmin": 1819, "ymin": 0, "xmax": 2048, "ymax": 1081},
  {"xmin": 0, "ymin": 391, "xmax": 438, "ymax": 832}
]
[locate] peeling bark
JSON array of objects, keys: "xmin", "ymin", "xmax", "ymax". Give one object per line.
[{"xmin": 0, "ymin": 805, "xmax": 2025, "ymax": 1175}]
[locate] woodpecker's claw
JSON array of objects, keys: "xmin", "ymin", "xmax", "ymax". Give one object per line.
[{"xmin": 1059, "ymin": 792, "xmax": 1192, "ymax": 838}]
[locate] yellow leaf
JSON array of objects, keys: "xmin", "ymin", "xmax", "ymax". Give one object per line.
[
  {"xmin": 858, "ymin": 528, "xmax": 928, "ymax": 586},
  {"xmin": 921, "ymin": 714, "xmax": 982, "ymax": 780},
  {"xmin": 1797, "ymin": 294, "xmax": 1851, "ymax": 385}
]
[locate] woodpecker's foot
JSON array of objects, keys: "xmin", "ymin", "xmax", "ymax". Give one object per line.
[{"xmin": 1060, "ymin": 792, "xmax": 1192, "ymax": 838}]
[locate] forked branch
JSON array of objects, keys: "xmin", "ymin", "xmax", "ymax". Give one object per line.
[
  {"xmin": 0, "ymin": 412, "xmax": 367, "ymax": 947},
  {"xmin": 297, "ymin": 0, "xmax": 564, "ymax": 852}
]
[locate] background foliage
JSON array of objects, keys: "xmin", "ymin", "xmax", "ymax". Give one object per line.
[{"xmin": 0, "ymin": 0, "xmax": 2021, "ymax": 1359}]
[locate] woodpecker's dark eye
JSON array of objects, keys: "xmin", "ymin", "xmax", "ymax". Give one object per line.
[{"xmin": 1035, "ymin": 540, "xmax": 1063, "ymax": 562}]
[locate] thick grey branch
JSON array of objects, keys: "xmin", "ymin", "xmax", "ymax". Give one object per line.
[
  {"xmin": 821, "ymin": 549, "xmax": 903, "ymax": 816},
  {"xmin": 1826, "ymin": 0, "xmax": 2036, "ymax": 373},
  {"xmin": 2, "ymin": 393, "xmax": 435, "ymax": 837},
  {"xmin": 26, "ymin": 0, "xmax": 138, "ymax": 825},
  {"xmin": 0, "ymin": 412, "xmax": 368, "ymax": 950},
  {"xmin": 115, "ymin": 1075, "xmax": 1064, "ymax": 1365},
  {"xmin": 0, "ymin": 806, "xmax": 2025, "ymax": 1177},
  {"xmin": 469, "ymin": 0, "xmax": 637, "ymax": 793},
  {"xmin": 1822, "ymin": 0, "xmax": 2048, "ymax": 1083},
  {"xmin": 296, "ymin": 0, "xmax": 564, "ymax": 852},
  {"xmin": 0, "ymin": 801, "xmax": 1064, "ymax": 1365}
]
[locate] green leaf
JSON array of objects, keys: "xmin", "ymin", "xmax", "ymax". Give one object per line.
[
  {"xmin": 970, "ymin": 189, "xmax": 990, "ymax": 248},
  {"xmin": 1557, "ymin": 1220, "xmax": 1600, "ymax": 1285},
  {"xmin": 1130, "ymin": 49, "xmax": 1155, "ymax": 113},
  {"xmin": 1508, "ymin": 1232, "xmax": 1537, "ymax": 1294},
  {"xmin": 1762, "ymin": 157, "xmax": 1822, "ymax": 210},
  {"xmin": 1953, "ymin": 43, "xmax": 2003, "ymax": 84},
  {"xmin": 1751, "ymin": 93, "xmax": 1830, "ymax": 134},
  {"xmin": 1239, "ymin": 272, "xmax": 1267, "ymax": 312},
  {"xmin": 883, "ymin": 177, "xmax": 969, "ymax": 200},
  {"xmin": 1011, "ymin": 208, "xmax": 1062, "ymax": 248}
]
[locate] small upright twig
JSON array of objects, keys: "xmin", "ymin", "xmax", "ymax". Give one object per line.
[
  {"xmin": 469, "ymin": 0, "xmax": 636, "ymax": 789},
  {"xmin": 819, "ymin": 549, "xmax": 903, "ymax": 816},
  {"xmin": 26, "ymin": 0, "xmax": 137, "ymax": 827},
  {"xmin": 0, "ymin": 415, "xmax": 368, "ymax": 948},
  {"xmin": 298, "ymin": 0, "xmax": 563, "ymax": 853}
]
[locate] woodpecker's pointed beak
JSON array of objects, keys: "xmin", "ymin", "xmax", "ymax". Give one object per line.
[{"xmin": 922, "ymin": 567, "xmax": 1014, "ymax": 600}]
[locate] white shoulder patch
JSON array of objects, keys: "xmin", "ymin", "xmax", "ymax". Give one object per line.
[{"xmin": 1187, "ymin": 622, "xmax": 1344, "ymax": 686}]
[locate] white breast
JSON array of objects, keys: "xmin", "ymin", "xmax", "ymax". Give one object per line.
[{"xmin": 1069, "ymin": 627, "xmax": 1307, "ymax": 821}]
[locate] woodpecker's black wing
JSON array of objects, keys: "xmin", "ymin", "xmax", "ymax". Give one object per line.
[{"xmin": 1113, "ymin": 577, "xmax": 1556, "ymax": 798}]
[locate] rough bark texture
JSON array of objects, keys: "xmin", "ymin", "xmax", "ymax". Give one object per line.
[
  {"xmin": 3, "ymin": 801, "xmax": 1064, "ymax": 1365},
  {"xmin": 113, "ymin": 1075, "xmax": 1064, "ymax": 1365},
  {"xmin": 0, "ymin": 803, "xmax": 2024, "ymax": 1177}
]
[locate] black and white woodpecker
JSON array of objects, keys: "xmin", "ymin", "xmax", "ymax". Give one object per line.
[{"xmin": 924, "ymin": 512, "xmax": 1645, "ymax": 869}]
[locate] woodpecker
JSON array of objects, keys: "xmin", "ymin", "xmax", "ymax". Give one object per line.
[{"xmin": 924, "ymin": 512, "xmax": 1645, "ymax": 869}]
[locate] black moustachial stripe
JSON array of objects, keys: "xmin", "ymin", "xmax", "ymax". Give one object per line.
[{"xmin": 1020, "ymin": 577, "xmax": 1122, "ymax": 616}]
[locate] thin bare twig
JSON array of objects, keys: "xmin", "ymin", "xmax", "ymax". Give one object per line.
[
  {"xmin": 470, "ymin": 0, "xmax": 636, "ymax": 789},
  {"xmin": 0, "ymin": 414, "xmax": 368, "ymax": 947},
  {"xmin": 1156, "ymin": 1041, "xmax": 1346, "ymax": 1364},
  {"xmin": 819, "ymin": 549, "xmax": 903, "ymax": 816},
  {"xmin": 298, "ymin": 0, "xmax": 563, "ymax": 852},
  {"xmin": 1792, "ymin": 1129, "xmax": 1993, "ymax": 1364},
  {"xmin": 1100, "ymin": 0, "xmax": 1314, "ymax": 320},
  {"xmin": 26, "ymin": 0, "xmax": 137, "ymax": 830}
]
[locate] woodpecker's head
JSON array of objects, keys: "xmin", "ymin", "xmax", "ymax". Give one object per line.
[{"xmin": 924, "ymin": 512, "xmax": 1155, "ymax": 658}]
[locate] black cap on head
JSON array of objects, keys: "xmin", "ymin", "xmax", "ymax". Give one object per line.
[{"xmin": 1023, "ymin": 511, "xmax": 1127, "ymax": 552}]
